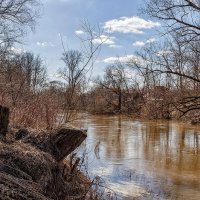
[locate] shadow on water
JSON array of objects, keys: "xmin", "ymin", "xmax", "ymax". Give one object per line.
[{"xmin": 73, "ymin": 115, "xmax": 200, "ymax": 199}]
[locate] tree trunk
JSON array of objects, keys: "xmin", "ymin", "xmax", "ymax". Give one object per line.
[
  {"xmin": 0, "ymin": 105, "xmax": 9, "ymax": 136},
  {"xmin": 23, "ymin": 128, "xmax": 87, "ymax": 161}
]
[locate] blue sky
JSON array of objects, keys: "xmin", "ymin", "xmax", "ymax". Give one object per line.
[{"xmin": 20, "ymin": 0, "xmax": 160, "ymax": 80}]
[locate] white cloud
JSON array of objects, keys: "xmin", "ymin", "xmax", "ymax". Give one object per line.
[
  {"xmin": 133, "ymin": 41, "xmax": 145, "ymax": 47},
  {"xmin": 133, "ymin": 38, "xmax": 156, "ymax": 47},
  {"xmin": 146, "ymin": 38, "xmax": 156, "ymax": 43},
  {"xmin": 103, "ymin": 55, "xmax": 142, "ymax": 64},
  {"xmin": 36, "ymin": 42, "xmax": 54, "ymax": 47},
  {"xmin": 93, "ymin": 35, "xmax": 115, "ymax": 45},
  {"xmin": 156, "ymin": 50, "xmax": 171, "ymax": 56},
  {"xmin": 103, "ymin": 16, "xmax": 160, "ymax": 34},
  {"xmin": 109, "ymin": 44, "xmax": 123, "ymax": 48},
  {"xmin": 75, "ymin": 30, "xmax": 85, "ymax": 35},
  {"xmin": 10, "ymin": 47, "xmax": 25, "ymax": 54},
  {"xmin": 110, "ymin": 67, "xmax": 136, "ymax": 79}
]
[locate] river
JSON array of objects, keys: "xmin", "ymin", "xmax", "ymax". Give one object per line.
[{"xmin": 72, "ymin": 115, "xmax": 200, "ymax": 199}]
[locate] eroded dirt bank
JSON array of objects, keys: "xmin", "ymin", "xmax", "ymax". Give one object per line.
[{"xmin": 0, "ymin": 128, "xmax": 90, "ymax": 200}]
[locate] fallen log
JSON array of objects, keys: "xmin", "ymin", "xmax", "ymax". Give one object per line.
[{"xmin": 23, "ymin": 128, "xmax": 87, "ymax": 161}]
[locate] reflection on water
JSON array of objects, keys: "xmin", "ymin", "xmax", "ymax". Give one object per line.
[{"xmin": 73, "ymin": 115, "xmax": 200, "ymax": 199}]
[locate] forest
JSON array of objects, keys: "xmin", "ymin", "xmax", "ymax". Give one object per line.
[
  {"xmin": 0, "ymin": 0, "xmax": 200, "ymax": 129},
  {"xmin": 0, "ymin": 0, "xmax": 200, "ymax": 199}
]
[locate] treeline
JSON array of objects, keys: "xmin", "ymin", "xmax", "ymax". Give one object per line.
[
  {"xmin": 0, "ymin": 0, "xmax": 63, "ymax": 128},
  {"xmin": 1, "ymin": 0, "xmax": 200, "ymax": 128},
  {"xmin": 0, "ymin": 0, "xmax": 102, "ymax": 128},
  {"xmin": 82, "ymin": 0, "xmax": 200, "ymax": 122}
]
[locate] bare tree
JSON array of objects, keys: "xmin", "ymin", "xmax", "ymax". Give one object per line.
[
  {"xmin": 0, "ymin": 0, "xmax": 41, "ymax": 96},
  {"xmin": 59, "ymin": 22, "xmax": 104, "ymax": 123},
  {"xmin": 20, "ymin": 52, "xmax": 47, "ymax": 93},
  {"xmin": 0, "ymin": 52, "xmax": 46, "ymax": 105},
  {"xmin": 0, "ymin": 0, "xmax": 40, "ymax": 45},
  {"xmin": 96, "ymin": 63, "xmax": 132, "ymax": 113},
  {"xmin": 128, "ymin": 34, "xmax": 200, "ymax": 118},
  {"xmin": 143, "ymin": 0, "xmax": 200, "ymax": 43},
  {"xmin": 59, "ymin": 50, "xmax": 85, "ymax": 122}
]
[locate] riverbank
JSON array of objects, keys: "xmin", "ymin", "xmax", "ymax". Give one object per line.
[
  {"xmin": 88, "ymin": 111, "xmax": 200, "ymax": 125},
  {"xmin": 0, "ymin": 127, "xmax": 95, "ymax": 200}
]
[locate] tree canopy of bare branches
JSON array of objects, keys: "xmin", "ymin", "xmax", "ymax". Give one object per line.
[
  {"xmin": 143, "ymin": 0, "xmax": 200, "ymax": 43},
  {"xmin": 0, "ymin": 0, "xmax": 40, "ymax": 45}
]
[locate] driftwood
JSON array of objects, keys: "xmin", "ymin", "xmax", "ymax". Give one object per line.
[
  {"xmin": 0, "ymin": 128, "xmax": 88, "ymax": 200},
  {"xmin": 23, "ymin": 128, "xmax": 87, "ymax": 161}
]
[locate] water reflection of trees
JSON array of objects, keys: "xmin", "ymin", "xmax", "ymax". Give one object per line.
[
  {"xmin": 141, "ymin": 121, "xmax": 200, "ymax": 172},
  {"xmin": 100, "ymin": 115, "xmax": 125, "ymax": 160},
  {"xmin": 84, "ymin": 115, "xmax": 126, "ymax": 161},
  {"xmin": 78, "ymin": 116, "xmax": 200, "ymax": 176},
  {"xmin": 76, "ymin": 116, "xmax": 200, "ymax": 197}
]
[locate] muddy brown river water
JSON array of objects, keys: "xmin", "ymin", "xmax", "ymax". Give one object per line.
[{"xmin": 73, "ymin": 115, "xmax": 200, "ymax": 199}]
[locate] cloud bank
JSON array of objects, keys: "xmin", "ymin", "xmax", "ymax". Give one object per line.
[
  {"xmin": 103, "ymin": 16, "xmax": 160, "ymax": 34},
  {"xmin": 133, "ymin": 38, "xmax": 156, "ymax": 47},
  {"xmin": 103, "ymin": 55, "xmax": 142, "ymax": 64}
]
